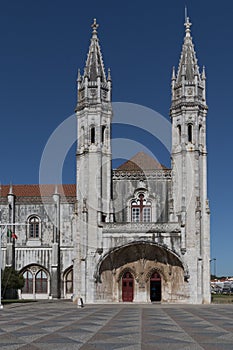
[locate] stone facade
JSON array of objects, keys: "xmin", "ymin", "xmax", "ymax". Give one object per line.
[
  {"xmin": 0, "ymin": 185, "xmax": 76, "ymax": 299},
  {"xmin": 0, "ymin": 17, "xmax": 210, "ymax": 304}
]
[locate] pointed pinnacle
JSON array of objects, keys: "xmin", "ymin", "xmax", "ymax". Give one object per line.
[
  {"xmin": 54, "ymin": 185, "xmax": 58, "ymax": 194},
  {"xmin": 194, "ymin": 64, "xmax": 199, "ymax": 76},
  {"xmin": 9, "ymin": 183, "xmax": 13, "ymax": 195},
  {"xmin": 172, "ymin": 66, "xmax": 176, "ymax": 80},
  {"xmin": 107, "ymin": 68, "xmax": 112, "ymax": 81},
  {"xmin": 202, "ymin": 66, "xmax": 206, "ymax": 80},
  {"xmin": 77, "ymin": 69, "xmax": 82, "ymax": 82}
]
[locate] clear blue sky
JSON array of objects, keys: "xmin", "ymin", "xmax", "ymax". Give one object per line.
[{"xmin": 0, "ymin": 0, "xmax": 232, "ymax": 276}]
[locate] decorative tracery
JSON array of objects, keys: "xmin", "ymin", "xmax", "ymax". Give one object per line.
[
  {"xmin": 131, "ymin": 193, "xmax": 152, "ymax": 222},
  {"xmin": 21, "ymin": 266, "xmax": 49, "ymax": 294}
]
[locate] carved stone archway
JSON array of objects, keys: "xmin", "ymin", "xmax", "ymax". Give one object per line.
[{"xmin": 95, "ymin": 241, "xmax": 186, "ymax": 303}]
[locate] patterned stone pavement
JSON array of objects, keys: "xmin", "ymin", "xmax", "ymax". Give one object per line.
[{"xmin": 0, "ymin": 301, "xmax": 233, "ymax": 349}]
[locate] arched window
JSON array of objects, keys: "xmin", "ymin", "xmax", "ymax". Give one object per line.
[
  {"xmin": 21, "ymin": 266, "xmax": 49, "ymax": 298},
  {"xmin": 28, "ymin": 216, "xmax": 40, "ymax": 239},
  {"xmin": 177, "ymin": 125, "xmax": 181, "ymax": 143},
  {"xmin": 91, "ymin": 126, "xmax": 95, "ymax": 144},
  {"xmin": 65, "ymin": 268, "xmax": 73, "ymax": 294},
  {"xmin": 188, "ymin": 124, "xmax": 193, "ymax": 143},
  {"xmin": 131, "ymin": 194, "xmax": 152, "ymax": 222},
  {"xmin": 35, "ymin": 270, "xmax": 48, "ymax": 293},
  {"xmin": 22, "ymin": 270, "xmax": 33, "ymax": 293}
]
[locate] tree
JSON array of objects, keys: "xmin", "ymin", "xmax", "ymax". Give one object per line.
[{"xmin": 1, "ymin": 267, "xmax": 24, "ymax": 299}]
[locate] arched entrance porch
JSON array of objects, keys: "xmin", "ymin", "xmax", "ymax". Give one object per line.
[{"xmin": 95, "ymin": 241, "xmax": 185, "ymax": 303}]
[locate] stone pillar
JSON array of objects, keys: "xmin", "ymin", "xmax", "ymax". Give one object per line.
[
  {"xmin": 7, "ymin": 187, "xmax": 15, "ymax": 268},
  {"xmin": 51, "ymin": 190, "xmax": 61, "ymax": 299},
  {"xmin": 50, "ymin": 242, "xmax": 60, "ymax": 298},
  {"xmin": 134, "ymin": 281, "xmax": 147, "ymax": 302}
]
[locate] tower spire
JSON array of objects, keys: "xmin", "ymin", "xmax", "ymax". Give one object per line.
[
  {"xmin": 84, "ymin": 18, "xmax": 106, "ymax": 82},
  {"xmin": 171, "ymin": 15, "xmax": 207, "ymax": 109},
  {"xmin": 175, "ymin": 14, "xmax": 199, "ymax": 85},
  {"xmin": 76, "ymin": 19, "xmax": 111, "ymax": 110}
]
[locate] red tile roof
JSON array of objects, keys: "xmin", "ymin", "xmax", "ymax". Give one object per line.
[
  {"xmin": 116, "ymin": 152, "xmax": 168, "ymax": 171},
  {"xmin": 0, "ymin": 184, "xmax": 76, "ymax": 197},
  {"xmin": 0, "ymin": 153, "xmax": 168, "ymax": 197}
]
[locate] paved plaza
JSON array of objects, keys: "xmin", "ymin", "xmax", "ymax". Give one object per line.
[{"xmin": 0, "ymin": 301, "xmax": 233, "ymax": 349}]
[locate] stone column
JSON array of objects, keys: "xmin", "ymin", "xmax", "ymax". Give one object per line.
[{"xmin": 51, "ymin": 190, "xmax": 61, "ymax": 298}]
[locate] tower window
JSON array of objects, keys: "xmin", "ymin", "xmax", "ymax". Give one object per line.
[
  {"xmin": 188, "ymin": 124, "xmax": 193, "ymax": 143},
  {"xmin": 102, "ymin": 126, "xmax": 106, "ymax": 143},
  {"xmin": 131, "ymin": 194, "xmax": 151, "ymax": 222},
  {"xmin": 91, "ymin": 127, "xmax": 95, "ymax": 144},
  {"xmin": 177, "ymin": 125, "xmax": 181, "ymax": 143}
]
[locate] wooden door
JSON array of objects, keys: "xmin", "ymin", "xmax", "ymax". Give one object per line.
[
  {"xmin": 150, "ymin": 272, "xmax": 161, "ymax": 302},
  {"xmin": 122, "ymin": 272, "xmax": 134, "ymax": 302}
]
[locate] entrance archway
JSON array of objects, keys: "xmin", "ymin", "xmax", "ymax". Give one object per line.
[
  {"xmin": 150, "ymin": 272, "xmax": 161, "ymax": 301},
  {"xmin": 122, "ymin": 272, "xmax": 134, "ymax": 302},
  {"xmin": 96, "ymin": 241, "xmax": 185, "ymax": 303}
]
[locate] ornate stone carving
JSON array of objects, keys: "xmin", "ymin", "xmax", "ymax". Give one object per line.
[
  {"xmin": 103, "ymin": 222, "xmax": 181, "ymax": 234},
  {"xmin": 112, "ymin": 169, "xmax": 172, "ymax": 181}
]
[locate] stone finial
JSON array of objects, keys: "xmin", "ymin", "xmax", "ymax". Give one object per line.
[
  {"xmin": 184, "ymin": 16, "xmax": 192, "ymax": 38},
  {"xmin": 172, "ymin": 66, "xmax": 176, "ymax": 80},
  {"xmin": 77, "ymin": 69, "xmax": 81, "ymax": 82},
  {"xmin": 184, "ymin": 5, "xmax": 191, "ymax": 37},
  {"xmin": 107, "ymin": 68, "xmax": 112, "ymax": 81},
  {"xmin": 202, "ymin": 66, "xmax": 206, "ymax": 80},
  {"xmin": 9, "ymin": 183, "xmax": 13, "ymax": 195},
  {"xmin": 54, "ymin": 185, "xmax": 58, "ymax": 194},
  {"xmin": 91, "ymin": 18, "xmax": 99, "ymax": 36}
]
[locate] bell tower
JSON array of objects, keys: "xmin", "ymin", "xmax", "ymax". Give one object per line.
[
  {"xmin": 74, "ymin": 19, "xmax": 113, "ymax": 302},
  {"xmin": 170, "ymin": 16, "xmax": 210, "ymax": 303}
]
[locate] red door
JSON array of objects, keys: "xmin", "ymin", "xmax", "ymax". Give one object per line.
[{"xmin": 122, "ymin": 272, "xmax": 134, "ymax": 302}]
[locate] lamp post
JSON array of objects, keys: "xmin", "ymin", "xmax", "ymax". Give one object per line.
[
  {"xmin": 210, "ymin": 258, "xmax": 217, "ymax": 278},
  {"xmin": 213, "ymin": 258, "xmax": 216, "ymax": 278}
]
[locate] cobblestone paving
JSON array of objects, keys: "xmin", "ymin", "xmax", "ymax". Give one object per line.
[{"xmin": 0, "ymin": 301, "xmax": 233, "ymax": 349}]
